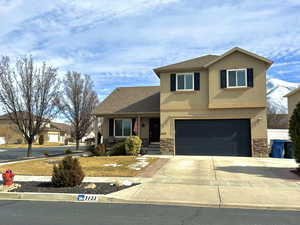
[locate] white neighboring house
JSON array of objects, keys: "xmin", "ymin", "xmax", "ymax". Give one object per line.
[
  {"xmin": 81, "ymin": 131, "xmax": 95, "ymax": 142},
  {"xmin": 267, "ymin": 129, "xmax": 290, "ymax": 144},
  {"xmin": 0, "ymin": 137, "xmax": 5, "ymax": 144}
]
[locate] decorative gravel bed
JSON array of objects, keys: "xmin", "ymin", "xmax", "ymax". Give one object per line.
[{"xmin": 8, "ymin": 182, "xmax": 138, "ymax": 195}]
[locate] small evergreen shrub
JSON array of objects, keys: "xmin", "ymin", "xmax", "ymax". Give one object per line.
[
  {"xmin": 124, "ymin": 136, "xmax": 142, "ymax": 156},
  {"xmin": 109, "ymin": 142, "xmax": 126, "ymax": 156},
  {"xmin": 38, "ymin": 135, "xmax": 45, "ymax": 145},
  {"xmin": 90, "ymin": 143, "xmax": 107, "ymax": 156},
  {"xmin": 289, "ymin": 102, "xmax": 300, "ymax": 163},
  {"xmin": 51, "ymin": 156, "xmax": 85, "ymax": 187}
]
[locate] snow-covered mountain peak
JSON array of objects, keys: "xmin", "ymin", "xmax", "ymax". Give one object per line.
[{"xmin": 267, "ymin": 78, "xmax": 299, "ymax": 113}]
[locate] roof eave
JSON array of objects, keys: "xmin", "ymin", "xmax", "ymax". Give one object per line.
[
  {"xmin": 203, "ymin": 47, "xmax": 273, "ymax": 68},
  {"xmin": 284, "ymin": 86, "xmax": 300, "ymax": 97}
]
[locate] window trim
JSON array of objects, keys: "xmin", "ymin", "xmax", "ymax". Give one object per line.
[
  {"xmin": 226, "ymin": 69, "xmax": 247, "ymax": 88},
  {"xmin": 113, "ymin": 119, "xmax": 132, "ymax": 137},
  {"xmin": 176, "ymin": 73, "xmax": 194, "ymax": 91}
]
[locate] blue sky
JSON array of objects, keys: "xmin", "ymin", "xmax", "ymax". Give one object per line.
[{"xmin": 0, "ymin": 0, "xmax": 300, "ymax": 101}]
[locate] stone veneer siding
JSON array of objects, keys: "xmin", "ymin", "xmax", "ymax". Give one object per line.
[
  {"xmin": 160, "ymin": 138, "xmax": 175, "ymax": 155},
  {"xmin": 252, "ymin": 138, "xmax": 269, "ymax": 157}
]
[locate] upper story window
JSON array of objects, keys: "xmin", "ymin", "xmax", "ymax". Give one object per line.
[
  {"xmin": 176, "ymin": 73, "xmax": 194, "ymax": 91},
  {"xmin": 227, "ymin": 69, "xmax": 247, "ymax": 88},
  {"xmin": 114, "ymin": 119, "xmax": 131, "ymax": 137}
]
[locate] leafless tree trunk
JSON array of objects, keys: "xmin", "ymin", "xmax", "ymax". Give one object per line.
[
  {"xmin": 0, "ymin": 56, "xmax": 60, "ymax": 157},
  {"xmin": 59, "ymin": 71, "xmax": 98, "ymax": 150}
]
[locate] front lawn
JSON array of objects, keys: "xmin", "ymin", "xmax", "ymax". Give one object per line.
[
  {"xmin": 0, "ymin": 143, "xmax": 65, "ymax": 148},
  {"xmin": 0, "ymin": 156, "xmax": 157, "ymax": 177}
]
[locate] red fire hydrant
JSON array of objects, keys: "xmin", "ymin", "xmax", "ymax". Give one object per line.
[{"xmin": 2, "ymin": 170, "xmax": 14, "ymax": 186}]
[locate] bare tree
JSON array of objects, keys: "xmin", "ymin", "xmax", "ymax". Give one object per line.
[
  {"xmin": 59, "ymin": 71, "xmax": 98, "ymax": 150},
  {"xmin": 0, "ymin": 56, "xmax": 60, "ymax": 157}
]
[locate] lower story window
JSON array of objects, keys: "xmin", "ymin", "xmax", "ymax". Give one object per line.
[{"xmin": 114, "ymin": 119, "xmax": 132, "ymax": 137}]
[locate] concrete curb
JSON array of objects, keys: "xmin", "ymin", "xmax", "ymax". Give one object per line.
[{"xmin": 0, "ymin": 191, "xmax": 300, "ymax": 211}]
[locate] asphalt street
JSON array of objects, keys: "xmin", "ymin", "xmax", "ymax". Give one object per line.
[
  {"xmin": 0, "ymin": 145, "xmax": 86, "ymax": 162},
  {"xmin": 0, "ymin": 201, "xmax": 298, "ymax": 225}
]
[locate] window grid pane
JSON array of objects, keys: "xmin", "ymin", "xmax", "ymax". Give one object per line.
[
  {"xmin": 185, "ymin": 74, "xmax": 193, "ymax": 89},
  {"xmin": 123, "ymin": 119, "xmax": 131, "ymax": 136},
  {"xmin": 237, "ymin": 70, "xmax": 246, "ymax": 86},
  {"xmin": 177, "ymin": 75, "xmax": 184, "ymax": 90},
  {"xmin": 228, "ymin": 71, "xmax": 237, "ymax": 87},
  {"xmin": 115, "ymin": 120, "xmax": 122, "ymax": 136}
]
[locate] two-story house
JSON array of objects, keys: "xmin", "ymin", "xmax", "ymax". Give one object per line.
[{"xmin": 94, "ymin": 47, "xmax": 273, "ymax": 157}]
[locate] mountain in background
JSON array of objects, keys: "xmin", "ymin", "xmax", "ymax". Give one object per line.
[{"xmin": 267, "ymin": 78, "xmax": 299, "ymax": 114}]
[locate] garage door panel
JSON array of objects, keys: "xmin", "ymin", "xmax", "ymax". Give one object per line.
[{"xmin": 175, "ymin": 119, "xmax": 251, "ymax": 156}]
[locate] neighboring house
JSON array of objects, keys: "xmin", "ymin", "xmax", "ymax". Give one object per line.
[
  {"xmin": 0, "ymin": 113, "xmax": 70, "ymax": 144},
  {"xmin": 284, "ymin": 87, "xmax": 300, "ymax": 119},
  {"xmin": 38, "ymin": 122, "xmax": 71, "ymax": 144},
  {"xmin": 267, "ymin": 114, "xmax": 290, "ymax": 144},
  {"xmin": 94, "ymin": 47, "xmax": 273, "ymax": 157}
]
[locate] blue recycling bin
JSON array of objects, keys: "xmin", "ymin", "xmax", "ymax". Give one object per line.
[{"xmin": 271, "ymin": 140, "xmax": 286, "ymax": 158}]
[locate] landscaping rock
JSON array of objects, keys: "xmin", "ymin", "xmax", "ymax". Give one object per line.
[
  {"xmin": 0, "ymin": 183, "xmax": 21, "ymax": 192},
  {"xmin": 84, "ymin": 183, "xmax": 97, "ymax": 189}
]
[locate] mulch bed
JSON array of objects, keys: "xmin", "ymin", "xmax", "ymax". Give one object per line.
[
  {"xmin": 8, "ymin": 182, "xmax": 138, "ymax": 195},
  {"xmin": 291, "ymin": 169, "xmax": 300, "ymax": 177}
]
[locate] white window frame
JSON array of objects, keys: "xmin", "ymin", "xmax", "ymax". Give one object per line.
[
  {"xmin": 114, "ymin": 119, "xmax": 132, "ymax": 137},
  {"xmin": 176, "ymin": 73, "xmax": 194, "ymax": 91},
  {"xmin": 226, "ymin": 69, "xmax": 247, "ymax": 88}
]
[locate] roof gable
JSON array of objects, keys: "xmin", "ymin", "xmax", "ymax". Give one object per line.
[
  {"xmin": 153, "ymin": 47, "xmax": 273, "ymax": 76},
  {"xmin": 94, "ymin": 86, "xmax": 160, "ymax": 115},
  {"xmin": 204, "ymin": 47, "xmax": 273, "ymax": 68}
]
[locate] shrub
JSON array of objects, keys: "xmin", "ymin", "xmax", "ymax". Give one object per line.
[
  {"xmin": 43, "ymin": 151, "xmax": 49, "ymax": 157},
  {"xmin": 289, "ymin": 102, "xmax": 300, "ymax": 163},
  {"xmin": 90, "ymin": 143, "xmax": 107, "ymax": 156},
  {"xmin": 64, "ymin": 149, "xmax": 72, "ymax": 155},
  {"xmin": 51, "ymin": 156, "xmax": 85, "ymax": 187},
  {"xmin": 38, "ymin": 135, "xmax": 45, "ymax": 145},
  {"xmin": 124, "ymin": 136, "xmax": 142, "ymax": 156},
  {"xmin": 109, "ymin": 142, "xmax": 126, "ymax": 156}
]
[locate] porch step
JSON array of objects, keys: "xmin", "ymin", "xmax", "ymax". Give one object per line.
[{"xmin": 142, "ymin": 143, "xmax": 160, "ymax": 155}]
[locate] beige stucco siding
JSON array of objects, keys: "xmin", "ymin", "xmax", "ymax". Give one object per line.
[
  {"xmin": 159, "ymin": 51, "xmax": 268, "ymax": 156},
  {"xmin": 287, "ymin": 90, "xmax": 300, "ymax": 118},
  {"xmin": 160, "ymin": 69, "xmax": 209, "ymax": 111},
  {"xmin": 208, "ymin": 51, "xmax": 268, "ymax": 109}
]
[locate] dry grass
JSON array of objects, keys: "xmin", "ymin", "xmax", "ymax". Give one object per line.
[
  {"xmin": 0, "ymin": 156, "xmax": 157, "ymax": 177},
  {"xmin": 0, "ymin": 143, "xmax": 65, "ymax": 149}
]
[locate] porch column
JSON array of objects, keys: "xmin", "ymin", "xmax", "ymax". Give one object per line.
[
  {"xmin": 137, "ymin": 116, "xmax": 141, "ymax": 137},
  {"xmin": 94, "ymin": 116, "xmax": 99, "ymax": 144}
]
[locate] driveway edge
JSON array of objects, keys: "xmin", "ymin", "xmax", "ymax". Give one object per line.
[{"xmin": 1, "ymin": 192, "xmax": 300, "ymax": 211}]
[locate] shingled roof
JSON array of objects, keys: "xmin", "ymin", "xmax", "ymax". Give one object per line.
[
  {"xmin": 153, "ymin": 55, "xmax": 219, "ymax": 75},
  {"xmin": 94, "ymin": 86, "xmax": 160, "ymax": 115}
]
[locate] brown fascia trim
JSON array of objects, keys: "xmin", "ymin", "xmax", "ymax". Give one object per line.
[
  {"xmin": 93, "ymin": 112, "xmax": 160, "ymax": 117},
  {"xmin": 153, "ymin": 67, "xmax": 206, "ymax": 77}
]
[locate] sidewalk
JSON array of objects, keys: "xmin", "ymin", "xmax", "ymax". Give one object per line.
[{"xmin": 1, "ymin": 156, "xmax": 300, "ymax": 210}]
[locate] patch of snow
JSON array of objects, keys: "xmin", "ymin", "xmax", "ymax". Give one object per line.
[
  {"xmin": 128, "ymin": 158, "xmax": 149, "ymax": 170},
  {"xmin": 0, "ymin": 149, "xmax": 7, "ymax": 152},
  {"xmin": 103, "ymin": 163, "xmax": 121, "ymax": 167},
  {"xmin": 122, "ymin": 180, "xmax": 133, "ymax": 186}
]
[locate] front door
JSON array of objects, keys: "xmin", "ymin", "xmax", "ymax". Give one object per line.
[{"xmin": 149, "ymin": 118, "xmax": 160, "ymax": 142}]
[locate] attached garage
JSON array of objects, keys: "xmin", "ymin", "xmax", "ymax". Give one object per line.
[
  {"xmin": 175, "ymin": 119, "xmax": 251, "ymax": 156},
  {"xmin": 48, "ymin": 134, "xmax": 59, "ymax": 143}
]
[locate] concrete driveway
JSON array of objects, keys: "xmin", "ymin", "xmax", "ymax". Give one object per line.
[{"xmin": 109, "ymin": 156, "xmax": 300, "ymax": 210}]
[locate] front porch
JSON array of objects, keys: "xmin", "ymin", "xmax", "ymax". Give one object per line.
[{"xmin": 95, "ymin": 114, "xmax": 160, "ymax": 148}]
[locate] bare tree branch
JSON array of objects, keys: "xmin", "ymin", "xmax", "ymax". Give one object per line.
[
  {"xmin": 58, "ymin": 71, "xmax": 98, "ymax": 150},
  {"xmin": 0, "ymin": 56, "xmax": 61, "ymax": 157}
]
